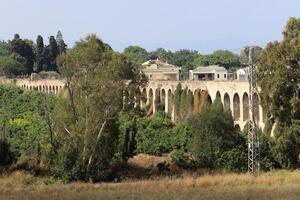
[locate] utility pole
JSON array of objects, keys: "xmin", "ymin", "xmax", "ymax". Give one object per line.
[{"xmin": 247, "ymin": 46, "xmax": 260, "ymax": 174}]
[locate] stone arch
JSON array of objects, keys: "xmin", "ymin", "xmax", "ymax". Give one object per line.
[
  {"xmin": 233, "ymin": 93, "xmax": 240, "ymax": 121},
  {"xmin": 141, "ymin": 88, "xmax": 147, "ymax": 107},
  {"xmin": 242, "ymin": 93, "xmax": 249, "ymax": 121},
  {"xmin": 155, "ymin": 88, "xmax": 161, "ymax": 111},
  {"xmin": 193, "ymin": 89, "xmax": 201, "ymax": 114},
  {"xmin": 148, "ymin": 88, "xmax": 153, "ymax": 107},
  {"xmin": 207, "ymin": 94, "xmax": 212, "ymax": 105},
  {"xmin": 199, "ymin": 90, "xmax": 211, "ymax": 112},
  {"xmin": 253, "ymin": 93, "xmax": 260, "ymax": 123},
  {"xmin": 167, "ymin": 89, "xmax": 173, "ymax": 114},
  {"xmin": 216, "ymin": 91, "xmax": 221, "ymax": 100},
  {"xmin": 161, "ymin": 89, "xmax": 166, "ymax": 108},
  {"xmin": 224, "ymin": 93, "xmax": 230, "ymax": 111}
]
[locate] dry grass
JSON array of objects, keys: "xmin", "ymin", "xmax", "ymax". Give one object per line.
[{"xmin": 1, "ymin": 170, "xmax": 300, "ymax": 200}]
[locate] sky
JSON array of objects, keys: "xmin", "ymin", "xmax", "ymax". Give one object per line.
[{"xmin": 1, "ymin": 0, "xmax": 300, "ymax": 54}]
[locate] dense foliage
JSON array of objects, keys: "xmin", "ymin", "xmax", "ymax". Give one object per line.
[
  {"xmin": 0, "ymin": 85, "xmax": 57, "ymax": 168},
  {"xmin": 257, "ymin": 17, "xmax": 300, "ymax": 168},
  {"xmin": 0, "ymin": 32, "xmax": 67, "ymax": 77}
]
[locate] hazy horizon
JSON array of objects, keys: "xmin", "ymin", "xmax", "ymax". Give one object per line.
[{"xmin": 1, "ymin": 0, "xmax": 300, "ymax": 54}]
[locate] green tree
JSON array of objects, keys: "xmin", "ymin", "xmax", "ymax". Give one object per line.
[
  {"xmin": 35, "ymin": 35, "xmax": 44, "ymax": 72},
  {"xmin": 172, "ymin": 49, "xmax": 199, "ymax": 72},
  {"xmin": 0, "ymin": 40, "xmax": 9, "ymax": 57},
  {"xmin": 123, "ymin": 45, "xmax": 149, "ymax": 66},
  {"xmin": 192, "ymin": 50, "xmax": 240, "ymax": 69},
  {"xmin": 53, "ymin": 34, "xmax": 144, "ymax": 181},
  {"xmin": 0, "ymin": 85, "xmax": 57, "ymax": 166},
  {"xmin": 257, "ymin": 17, "xmax": 300, "ymax": 126},
  {"xmin": 9, "ymin": 34, "xmax": 35, "ymax": 74},
  {"xmin": 188, "ymin": 98, "xmax": 243, "ymax": 169},
  {"xmin": 136, "ymin": 112, "xmax": 174, "ymax": 156},
  {"xmin": 56, "ymin": 31, "xmax": 67, "ymax": 54},
  {"xmin": 0, "ymin": 53, "xmax": 27, "ymax": 77}
]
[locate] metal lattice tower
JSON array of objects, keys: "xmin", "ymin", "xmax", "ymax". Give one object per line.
[{"xmin": 247, "ymin": 47, "xmax": 260, "ymax": 174}]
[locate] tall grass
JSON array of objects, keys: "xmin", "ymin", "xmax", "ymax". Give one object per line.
[{"xmin": 1, "ymin": 170, "xmax": 300, "ymax": 200}]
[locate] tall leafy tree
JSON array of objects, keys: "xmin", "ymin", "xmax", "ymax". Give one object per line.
[
  {"xmin": 257, "ymin": 17, "xmax": 300, "ymax": 168},
  {"xmin": 123, "ymin": 45, "xmax": 149, "ymax": 66},
  {"xmin": 188, "ymin": 98, "xmax": 245, "ymax": 169},
  {"xmin": 53, "ymin": 34, "xmax": 145, "ymax": 181},
  {"xmin": 35, "ymin": 35, "xmax": 44, "ymax": 72},
  {"xmin": 9, "ymin": 34, "xmax": 35, "ymax": 74},
  {"xmin": 56, "ymin": 31, "xmax": 67, "ymax": 54},
  {"xmin": 192, "ymin": 50, "xmax": 240, "ymax": 69},
  {"xmin": 257, "ymin": 17, "xmax": 300, "ymax": 125}
]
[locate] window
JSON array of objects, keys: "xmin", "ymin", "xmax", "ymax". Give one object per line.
[
  {"xmin": 217, "ymin": 74, "xmax": 219, "ymax": 78},
  {"xmin": 224, "ymin": 74, "xmax": 227, "ymax": 78}
]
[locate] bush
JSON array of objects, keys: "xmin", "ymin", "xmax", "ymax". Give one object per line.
[
  {"xmin": 271, "ymin": 122, "xmax": 300, "ymax": 169},
  {"xmin": 136, "ymin": 112, "xmax": 174, "ymax": 156},
  {"xmin": 188, "ymin": 98, "xmax": 240, "ymax": 169}
]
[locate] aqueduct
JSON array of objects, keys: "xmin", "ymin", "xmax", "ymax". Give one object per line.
[
  {"xmin": 139, "ymin": 80, "xmax": 264, "ymax": 130},
  {"xmin": 0, "ymin": 76, "xmax": 264, "ymax": 131}
]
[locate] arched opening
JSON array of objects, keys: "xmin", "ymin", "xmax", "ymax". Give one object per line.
[
  {"xmin": 167, "ymin": 89, "xmax": 173, "ymax": 114},
  {"xmin": 207, "ymin": 94, "xmax": 212, "ymax": 105},
  {"xmin": 155, "ymin": 88, "xmax": 162, "ymax": 111},
  {"xmin": 199, "ymin": 90, "xmax": 211, "ymax": 111},
  {"xmin": 56, "ymin": 86, "xmax": 59, "ymax": 94},
  {"xmin": 233, "ymin": 93, "xmax": 240, "ymax": 121},
  {"xmin": 141, "ymin": 88, "xmax": 147, "ymax": 107},
  {"xmin": 253, "ymin": 93, "xmax": 260, "ymax": 123},
  {"xmin": 39, "ymin": 85, "xmax": 42, "ymax": 91},
  {"xmin": 243, "ymin": 93, "xmax": 249, "ymax": 121},
  {"xmin": 147, "ymin": 88, "xmax": 153, "ymax": 115},
  {"xmin": 161, "ymin": 89, "xmax": 166, "ymax": 110},
  {"xmin": 224, "ymin": 93, "xmax": 230, "ymax": 111},
  {"xmin": 193, "ymin": 89, "xmax": 201, "ymax": 114},
  {"xmin": 216, "ymin": 91, "xmax": 221, "ymax": 100}
]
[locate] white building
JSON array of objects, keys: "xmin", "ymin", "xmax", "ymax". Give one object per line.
[{"xmin": 189, "ymin": 65, "xmax": 228, "ymax": 81}]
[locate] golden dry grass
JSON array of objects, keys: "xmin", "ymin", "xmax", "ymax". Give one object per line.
[{"xmin": 1, "ymin": 170, "xmax": 300, "ymax": 200}]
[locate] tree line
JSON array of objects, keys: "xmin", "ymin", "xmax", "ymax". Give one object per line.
[
  {"xmin": 123, "ymin": 45, "xmax": 262, "ymax": 73},
  {"xmin": 0, "ymin": 31, "xmax": 66, "ymax": 77}
]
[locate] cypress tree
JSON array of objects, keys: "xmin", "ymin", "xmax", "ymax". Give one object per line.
[{"xmin": 36, "ymin": 35, "xmax": 44, "ymax": 72}]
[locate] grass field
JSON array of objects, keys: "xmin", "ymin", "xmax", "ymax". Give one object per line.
[{"xmin": 1, "ymin": 170, "xmax": 300, "ymax": 200}]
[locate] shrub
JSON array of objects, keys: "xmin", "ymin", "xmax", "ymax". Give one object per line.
[
  {"xmin": 188, "ymin": 98, "xmax": 239, "ymax": 169},
  {"xmin": 136, "ymin": 112, "xmax": 174, "ymax": 156}
]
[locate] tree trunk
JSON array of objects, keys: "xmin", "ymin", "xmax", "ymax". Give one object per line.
[{"xmin": 86, "ymin": 120, "xmax": 107, "ymax": 179}]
